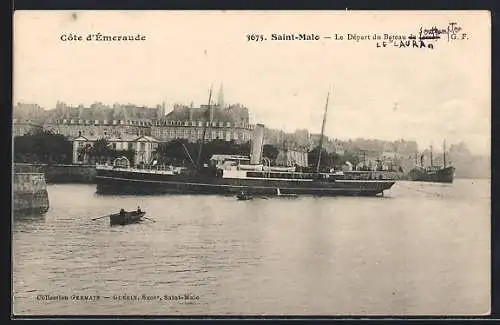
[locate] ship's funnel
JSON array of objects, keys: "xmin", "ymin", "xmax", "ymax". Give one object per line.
[{"xmin": 250, "ymin": 123, "xmax": 265, "ymax": 165}]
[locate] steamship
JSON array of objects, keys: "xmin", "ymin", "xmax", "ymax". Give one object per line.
[
  {"xmin": 408, "ymin": 142, "xmax": 455, "ymax": 183},
  {"xmin": 95, "ymin": 91, "xmax": 396, "ymax": 197}
]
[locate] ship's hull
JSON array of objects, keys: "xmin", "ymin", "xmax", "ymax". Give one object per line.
[
  {"xmin": 95, "ymin": 168, "xmax": 395, "ymax": 197},
  {"xmin": 408, "ymin": 166, "xmax": 455, "ymax": 183}
]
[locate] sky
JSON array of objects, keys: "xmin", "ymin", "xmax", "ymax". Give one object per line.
[{"xmin": 13, "ymin": 11, "xmax": 491, "ymax": 155}]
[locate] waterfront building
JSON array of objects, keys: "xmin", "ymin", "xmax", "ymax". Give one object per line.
[
  {"xmin": 275, "ymin": 147, "xmax": 308, "ymax": 167},
  {"xmin": 72, "ymin": 134, "xmax": 159, "ymax": 165},
  {"xmin": 150, "ymin": 103, "xmax": 254, "ymax": 144},
  {"xmin": 42, "ymin": 101, "xmax": 165, "ymax": 139},
  {"xmin": 13, "ymin": 103, "xmax": 46, "ymax": 123},
  {"xmin": 381, "ymin": 151, "xmax": 404, "ymax": 161},
  {"xmin": 13, "ymin": 119, "xmax": 44, "ymax": 137},
  {"xmin": 50, "ymin": 101, "xmax": 164, "ymax": 121},
  {"xmin": 44, "ymin": 119, "xmax": 152, "ymax": 139},
  {"xmin": 309, "ymin": 133, "xmax": 345, "ymax": 155}
]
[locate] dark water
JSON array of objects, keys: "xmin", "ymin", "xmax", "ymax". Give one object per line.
[{"xmin": 13, "ymin": 179, "xmax": 490, "ymax": 316}]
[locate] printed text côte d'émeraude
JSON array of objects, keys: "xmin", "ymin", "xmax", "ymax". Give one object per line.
[{"xmin": 60, "ymin": 33, "xmax": 147, "ymax": 42}]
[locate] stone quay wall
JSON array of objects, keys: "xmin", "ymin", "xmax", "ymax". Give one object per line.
[
  {"xmin": 44, "ymin": 164, "xmax": 97, "ymax": 183},
  {"xmin": 13, "ymin": 173, "xmax": 49, "ymax": 213},
  {"xmin": 14, "ymin": 163, "xmax": 97, "ymax": 183}
]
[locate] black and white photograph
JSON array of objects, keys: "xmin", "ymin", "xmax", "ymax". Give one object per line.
[{"xmin": 12, "ymin": 10, "xmax": 490, "ymax": 316}]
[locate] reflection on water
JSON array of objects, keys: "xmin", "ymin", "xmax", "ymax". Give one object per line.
[
  {"xmin": 12, "ymin": 179, "xmax": 490, "ymax": 316},
  {"xmin": 13, "ymin": 211, "xmax": 46, "ymax": 224}
]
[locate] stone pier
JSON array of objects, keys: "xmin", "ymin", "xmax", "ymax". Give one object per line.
[{"xmin": 12, "ymin": 172, "xmax": 49, "ymax": 213}]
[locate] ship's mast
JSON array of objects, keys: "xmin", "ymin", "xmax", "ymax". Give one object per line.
[
  {"xmin": 316, "ymin": 90, "xmax": 331, "ymax": 173},
  {"xmin": 430, "ymin": 145, "xmax": 433, "ymax": 167},
  {"xmin": 443, "ymin": 140, "xmax": 447, "ymax": 167},
  {"xmin": 196, "ymin": 85, "xmax": 213, "ymax": 169}
]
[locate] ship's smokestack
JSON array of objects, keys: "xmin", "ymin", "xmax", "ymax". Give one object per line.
[{"xmin": 250, "ymin": 124, "xmax": 265, "ymax": 165}]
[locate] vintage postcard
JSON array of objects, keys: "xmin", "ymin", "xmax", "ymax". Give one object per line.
[{"xmin": 12, "ymin": 10, "xmax": 491, "ymax": 316}]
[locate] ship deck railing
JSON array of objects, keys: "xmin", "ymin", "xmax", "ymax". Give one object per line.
[
  {"xmin": 95, "ymin": 164, "xmax": 400, "ymax": 180},
  {"xmin": 96, "ymin": 164, "xmax": 187, "ymax": 175}
]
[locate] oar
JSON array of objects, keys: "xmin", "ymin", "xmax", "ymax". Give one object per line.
[
  {"xmin": 142, "ymin": 217, "xmax": 156, "ymax": 223},
  {"xmin": 91, "ymin": 214, "xmax": 110, "ymax": 221}
]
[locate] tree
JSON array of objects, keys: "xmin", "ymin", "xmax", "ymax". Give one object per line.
[
  {"xmin": 342, "ymin": 152, "xmax": 361, "ymax": 167},
  {"xmin": 263, "ymin": 144, "xmax": 279, "ymax": 162},
  {"xmin": 89, "ymin": 138, "xmax": 113, "ymax": 163},
  {"xmin": 152, "ymin": 139, "xmax": 192, "ymax": 166},
  {"xmin": 152, "ymin": 139, "xmax": 254, "ymax": 168},
  {"xmin": 308, "ymin": 146, "xmax": 333, "ymax": 171},
  {"xmin": 13, "ymin": 131, "xmax": 73, "ymax": 164}
]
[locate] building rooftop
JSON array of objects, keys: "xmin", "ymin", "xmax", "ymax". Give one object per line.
[
  {"xmin": 163, "ymin": 105, "xmax": 249, "ymax": 124},
  {"xmin": 73, "ymin": 134, "xmax": 159, "ymax": 142},
  {"xmin": 136, "ymin": 135, "xmax": 159, "ymax": 142},
  {"xmin": 44, "ymin": 104, "xmax": 161, "ymax": 121}
]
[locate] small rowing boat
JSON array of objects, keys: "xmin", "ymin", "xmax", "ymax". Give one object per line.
[
  {"xmin": 110, "ymin": 208, "xmax": 146, "ymax": 226},
  {"xmin": 236, "ymin": 191, "xmax": 253, "ymax": 201}
]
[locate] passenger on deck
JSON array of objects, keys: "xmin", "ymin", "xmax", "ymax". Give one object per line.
[
  {"xmin": 120, "ymin": 208, "xmax": 125, "ymax": 215},
  {"xmin": 137, "ymin": 206, "xmax": 141, "ymax": 213}
]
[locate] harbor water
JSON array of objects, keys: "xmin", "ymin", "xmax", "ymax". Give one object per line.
[{"xmin": 12, "ymin": 179, "xmax": 490, "ymax": 316}]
